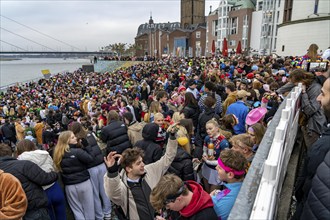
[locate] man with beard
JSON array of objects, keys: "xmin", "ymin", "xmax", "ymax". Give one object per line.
[{"xmin": 293, "ymin": 77, "xmax": 330, "ymax": 219}]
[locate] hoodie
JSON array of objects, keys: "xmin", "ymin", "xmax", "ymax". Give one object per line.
[
  {"xmin": 17, "ymin": 150, "xmax": 55, "ymax": 190},
  {"xmin": 0, "ymin": 170, "xmax": 28, "ymax": 220},
  {"xmin": 180, "ymin": 181, "xmax": 216, "ymax": 218},
  {"xmin": 135, "ymin": 123, "xmax": 162, "ymax": 164},
  {"xmin": 128, "ymin": 121, "xmax": 145, "ymax": 146}
]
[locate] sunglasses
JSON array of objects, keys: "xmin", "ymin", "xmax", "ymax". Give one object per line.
[{"xmin": 163, "ymin": 182, "xmax": 185, "ymax": 205}]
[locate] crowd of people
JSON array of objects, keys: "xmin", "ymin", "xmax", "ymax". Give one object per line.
[{"xmin": 0, "ymin": 44, "xmax": 329, "ymax": 220}]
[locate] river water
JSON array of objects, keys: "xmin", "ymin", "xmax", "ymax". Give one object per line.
[{"xmin": 0, "ymin": 58, "xmax": 91, "ymax": 87}]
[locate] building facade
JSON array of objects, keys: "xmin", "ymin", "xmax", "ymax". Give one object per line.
[
  {"xmin": 259, "ymin": 0, "xmax": 281, "ymax": 55},
  {"xmin": 135, "ymin": 0, "xmax": 206, "ymax": 57},
  {"xmin": 276, "ymin": 0, "xmax": 330, "ymax": 56},
  {"xmin": 206, "ymin": 0, "xmax": 255, "ymax": 56},
  {"xmin": 206, "ymin": 7, "xmax": 218, "ymax": 56},
  {"xmin": 135, "ymin": 20, "xmax": 206, "ymax": 57}
]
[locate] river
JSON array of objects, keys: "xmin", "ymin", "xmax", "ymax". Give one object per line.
[{"xmin": 0, "ymin": 58, "xmax": 91, "ymax": 88}]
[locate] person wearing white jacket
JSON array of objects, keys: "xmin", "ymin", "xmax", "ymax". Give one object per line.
[{"xmin": 16, "ymin": 140, "xmax": 66, "ymax": 220}]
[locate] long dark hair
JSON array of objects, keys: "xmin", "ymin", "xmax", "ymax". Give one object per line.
[
  {"xmin": 289, "ymin": 69, "xmax": 315, "ymax": 87},
  {"xmin": 184, "ymin": 92, "xmax": 198, "ymax": 107}
]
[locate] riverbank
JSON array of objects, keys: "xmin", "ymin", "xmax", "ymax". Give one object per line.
[{"xmin": 0, "ymin": 58, "xmax": 22, "ymax": 61}]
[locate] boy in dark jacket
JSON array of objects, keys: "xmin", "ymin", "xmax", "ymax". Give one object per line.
[
  {"xmin": 135, "ymin": 123, "xmax": 162, "ymax": 164},
  {"xmin": 150, "ymin": 174, "xmax": 217, "ymax": 220}
]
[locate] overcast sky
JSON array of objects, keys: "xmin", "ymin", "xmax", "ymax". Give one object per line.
[{"xmin": 0, "ymin": 0, "xmax": 219, "ymax": 52}]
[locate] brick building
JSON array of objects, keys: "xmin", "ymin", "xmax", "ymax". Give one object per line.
[
  {"xmin": 206, "ymin": 0, "xmax": 255, "ymax": 56},
  {"xmin": 135, "ymin": 0, "xmax": 206, "ymax": 57}
]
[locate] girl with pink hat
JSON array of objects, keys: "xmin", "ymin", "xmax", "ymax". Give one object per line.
[{"xmin": 245, "ymin": 107, "xmax": 267, "ymax": 127}]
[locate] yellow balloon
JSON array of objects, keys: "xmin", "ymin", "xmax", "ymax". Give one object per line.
[{"xmin": 177, "ymin": 136, "xmax": 189, "ymax": 146}]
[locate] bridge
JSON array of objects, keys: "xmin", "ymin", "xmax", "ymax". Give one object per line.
[
  {"xmin": 0, "ymin": 51, "xmax": 113, "ymax": 55},
  {"xmin": 0, "ymin": 51, "xmax": 117, "ymax": 59}
]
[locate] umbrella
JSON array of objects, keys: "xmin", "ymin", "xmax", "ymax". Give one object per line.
[
  {"xmin": 236, "ymin": 40, "xmax": 242, "ymax": 54},
  {"xmin": 211, "ymin": 40, "xmax": 216, "ymax": 57},
  {"xmin": 222, "ymin": 38, "xmax": 228, "ymax": 57}
]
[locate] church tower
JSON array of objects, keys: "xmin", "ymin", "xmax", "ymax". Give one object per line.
[{"xmin": 181, "ymin": 0, "xmax": 205, "ymax": 28}]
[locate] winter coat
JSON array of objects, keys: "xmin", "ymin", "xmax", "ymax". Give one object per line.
[
  {"xmin": 17, "ymin": 150, "xmax": 55, "ymax": 190},
  {"xmin": 0, "ymin": 156, "xmax": 58, "ymax": 212},
  {"xmin": 100, "ymin": 120, "xmax": 131, "ymax": 154},
  {"xmin": 301, "ymin": 149, "xmax": 330, "ymax": 220},
  {"xmin": 182, "ymin": 104, "xmax": 200, "ymax": 129},
  {"xmin": 0, "ymin": 122, "xmax": 16, "ymax": 140},
  {"xmin": 301, "ymin": 81, "xmax": 327, "ymax": 135},
  {"xmin": 59, "ymin": 145, "xmax": 94, "ymax": 185},
  {"xmin": 135, "ymin": 123, "xmax": 163, "ymax": 165},
  {"xmin": 294, "ymin": 126, "xmax": 330, "ymax": 219},
  {"xmin": 84, "ymin": 132, "xmax": 104, "ymax": 168},
  {"xmin": 34, "ymin": 122, "xmax": 44, "ymax": 144},
  {"xmin": 15, "ymin": 122, "xmax": 25, "ymax": 141},
  {"xmin": 167, "ymin": 147, "xmax": 194, "ymax": 181},
  {"xmin": 127, "ymin": 121, "xmax": 145, "ymax": 146},
  {"xmin": 226, "ymin": 101, "xmax": 249, "ymax": 134},
  {"xmin": 104, "ymin": 138, "xmax": 178, "ymax": 220},
  {"xmin": 0, "ymin": 169, "xmax": 27, "ymax": 220}
]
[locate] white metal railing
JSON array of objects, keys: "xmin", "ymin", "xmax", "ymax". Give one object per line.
[
  {"xmin": 229, "ymin": 84, "xmax": 302, "ymax": 220},
  {"xmin": 250, "ymin": 84, "xmax": 302, "ymax": 219}
]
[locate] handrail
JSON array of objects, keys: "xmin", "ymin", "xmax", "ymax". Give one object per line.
[{"xmin": 229, "ymin": 84, "xmax": 302, "ymax": 220}]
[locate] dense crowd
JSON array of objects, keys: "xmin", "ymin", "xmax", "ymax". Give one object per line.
[{"xmin": 0, "ymin": 44, "xmax": 329, "ymax": 220}]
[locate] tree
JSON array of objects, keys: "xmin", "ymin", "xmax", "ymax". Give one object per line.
[{"xmin": 101, "ymin": 43, "xmax": 138, "ymax": 56}]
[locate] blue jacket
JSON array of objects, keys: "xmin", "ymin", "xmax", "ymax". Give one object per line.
[
  {"xmin": 212, "ymin": 182, "xmax": 243, "ymax": 220},
  {"xmin": 226, "ymin": 101, "xmax": 249, "ymax": 134}
]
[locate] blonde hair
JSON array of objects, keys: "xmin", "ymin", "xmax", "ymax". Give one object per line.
[
  {"xmin": 144, "ymin": 101, "xmax": 160, "ymax": 123},
  {"xmin": 176, "ymin": 126, "xmax": 191, "ymax": 154},
  {"xmin": 53, "ymin": 131, "xmax": 72, "ymax": 172},
  {"xmin": 230, "ymin": 134, "xmax": 254, "ymax": 150},
  {"xmin": 154, "ymin": 112, "xmax": 164, "ymax": 121},
  {"xmin": 172, "ymin": 112, "xmax": 184, "ymax": 123},
  {"xmin": 206, "ymin": 118, "xmax": 220, "ymax": 129},
  {"xmin": 307, "ymin": 43, "xmax": 319, "ymax": 61}
]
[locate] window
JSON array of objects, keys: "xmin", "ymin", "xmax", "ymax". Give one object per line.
[
  {"xmin": 196, "ymin": 41, "xmax": 201, "ymax": 57},
  {"xmin": 243, "ymin": 39, "xmax": 247, "ymax": 49},
  {"xmin": 196, "ymin": 31, "xmax": 201, "ymax": 39},
  {"xmin": 314, "ymin": 0, "xmax": 319, "ymax": 14},
  {"xmin": 230, "ymin": 17, "xmax": 238, "ymax": 35},
  {"xmin": 229, "ymin": 40, "xmax": 236, "ymax": 46},
  {"xmin": 283, "ymin": 0, "xmax": 293, "ymax": 22},
  {"xmin": 243, "ymin": 15, "xmax": 249, "ymax": 26},
  {"xmin": 282, "ymin": 45, "xmax": 285, "ymax": 52},
  {"xmin": 258, "ymin": 1, "xmax": 263, "ymax": 11},
  {"xmin": 212, "ymin": 20, "xmax": 218, "ymax": 36}
]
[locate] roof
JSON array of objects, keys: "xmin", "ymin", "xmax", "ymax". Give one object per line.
[
  {"xmin": 137, "ymin": 22, "xmax": 180, "ymax": 36},
  {"xmin": 220, "ymin": 0, "xmax": 256, "ymax": 9},
  {"xmin": 136, "ymin": 22, "xmax": 206, "ymax": 36},
  {"xmin": 234, "ymin": 0, "xmax": 256, "ymax": 9}
]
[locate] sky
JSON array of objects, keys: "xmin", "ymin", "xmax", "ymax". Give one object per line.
[{"xmin": 0, "ymin": 0, "xmax": 219, "ymax": 52}]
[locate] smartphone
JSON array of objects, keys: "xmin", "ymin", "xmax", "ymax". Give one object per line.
[{"xmin": 307, "ymin": 62, "xmax": 328, "ymax": 72}]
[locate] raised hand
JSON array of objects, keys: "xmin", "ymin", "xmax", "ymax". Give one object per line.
[{"xmin": 104, "ymin": 151, "xmax": 121, "ymax": 168}]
